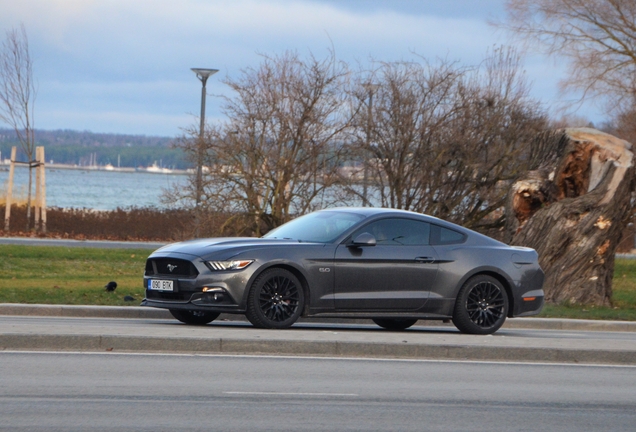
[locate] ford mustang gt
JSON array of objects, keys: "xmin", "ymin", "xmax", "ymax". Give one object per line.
[{"xmin": 142, "ymin": 208, "xmax": 544, "ymax": 334}]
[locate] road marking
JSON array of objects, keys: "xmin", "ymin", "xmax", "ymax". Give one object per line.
[{"xmin": 224, "ymin": 391, "xmax": 358, "ymax": 397}]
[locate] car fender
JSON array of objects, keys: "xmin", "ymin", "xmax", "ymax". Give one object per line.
[
  {"xmin": 451, "ymin": 265, "xmax": 517, "ymax": 314},
  {"xmin": 238, "ymin": 259, "xmax": 312, "ymax": 307}
]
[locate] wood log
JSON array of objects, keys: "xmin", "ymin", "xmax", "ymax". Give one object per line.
[{"xmin": 507, "ymin": 128, "xmax": 634, "ymax": 306}]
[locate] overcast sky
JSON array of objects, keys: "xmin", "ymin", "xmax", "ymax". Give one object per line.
[{"xmin": 0, "ymin": 0, "xmax": 602, "ymax": 137}]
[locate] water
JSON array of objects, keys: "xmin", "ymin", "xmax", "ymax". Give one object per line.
[{"xmin": 0, "ymin": 166, "xmax": 188, "ymax": 210}]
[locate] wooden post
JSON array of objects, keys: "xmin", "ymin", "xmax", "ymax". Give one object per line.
[
  {"xmin": 3, "ymin": 147, "xmax": 16, "ymax": 232},
  {"xmin": 34, "ymin": 147, "xmax": 41, "ymax": 229},
  {"xmin": 39, "ymin": 147, "xmax": 46, "ymax": 233},
  {"xmin": 32, "ymin": 147, "xmax": 47, "ymax": 233}
]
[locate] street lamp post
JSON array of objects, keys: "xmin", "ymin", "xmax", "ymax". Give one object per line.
[
  {"xmin": 361, "ymin": 83, "xmax": 379, "ymax": 207},
  {"xmin": 191, "ymin": 68, "xmax": 219, "ymax": 206}
]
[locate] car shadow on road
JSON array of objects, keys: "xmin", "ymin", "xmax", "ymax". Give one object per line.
[{"xmin": 147, "ymin": 318, "xmax": 461, "ymax": 334}]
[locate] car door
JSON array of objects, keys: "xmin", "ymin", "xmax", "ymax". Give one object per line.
[{"xmin": 334, "ymin": 217, "xmax": 438, "ymax": 311}]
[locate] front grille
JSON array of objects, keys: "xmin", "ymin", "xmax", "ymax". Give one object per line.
[{"xmin": 145, "ymin": 258, "xmax": 199, "ymax": 278}]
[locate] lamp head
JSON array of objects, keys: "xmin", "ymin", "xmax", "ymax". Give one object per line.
[{"xmin": 191, "ymin": 68, "xmax": 219, "ymax": 84}]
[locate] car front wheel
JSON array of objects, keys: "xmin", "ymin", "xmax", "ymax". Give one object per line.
[
  {"xmin": 372, "ymin": 318, "xmax": 418, "ymax": 331},
  {"xmin": 169, "ymin": 309, "xmax": 220, "ymax": 325},
  {"xmin": 246, "ymin": 268, "xmax": 304, "ymax": 329},
  {"xmin": 452, "ymin": 275, "xmax": 508, "ymax": 335}
]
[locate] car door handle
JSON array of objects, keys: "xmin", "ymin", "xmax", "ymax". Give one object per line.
[{"xmin": 415, "ymin": 256, "xmax": 435, "ymax": 264}]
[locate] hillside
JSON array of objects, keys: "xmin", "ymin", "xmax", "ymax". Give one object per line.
[{"xmin": 0, "ymin": 129, "xmax": 189, "ymax": 169}]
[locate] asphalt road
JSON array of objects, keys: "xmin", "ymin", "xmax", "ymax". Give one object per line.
[{"xmin": 1, "ymin": 351, "xmax": 634, "ymax": 431}]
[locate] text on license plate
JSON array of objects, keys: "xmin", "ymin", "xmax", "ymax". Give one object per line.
[{"xmin": 148, "ymin": 279, "xmax": 174, "ymax": 291}]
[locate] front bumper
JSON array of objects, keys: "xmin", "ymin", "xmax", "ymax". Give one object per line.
[
  {"xmin": 141, "ymin": 296, "xmax": 245, "ymax": 313},
  {"xmin": 142, "ymin": 273, "xmax": 248, "ymax": 313}
]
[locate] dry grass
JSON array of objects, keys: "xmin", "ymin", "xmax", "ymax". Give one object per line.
[{"xmin": 0, "ymin": 205, "xmax": 242, "ymax": 241}]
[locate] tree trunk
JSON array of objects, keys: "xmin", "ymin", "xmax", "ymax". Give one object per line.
[{"xmin": 506, "ymin": 128, "xmax": 634, "ymax": 306}]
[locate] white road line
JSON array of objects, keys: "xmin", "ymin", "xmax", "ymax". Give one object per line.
[{"xmin": 224, "ymin": 391, "xmax": 358, "ymax": 397}]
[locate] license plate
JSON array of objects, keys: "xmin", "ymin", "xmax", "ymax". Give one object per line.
[{"xmin": 148, "ymin": 279, "xmax": 174, "ymax": 291}]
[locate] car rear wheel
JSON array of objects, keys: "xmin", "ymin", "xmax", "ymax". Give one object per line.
[
  {"xmin": 246, "ymin": 268, "xmax": 304, "ymax": 329},
  {"xmin": 372, "ymin": 318, "xmax": 418, "ymax": 330},
  {"xmin": 169, "ymin": 309, "xmax": 220, "ymax": 325},
  {"xmin": 452, "ymin": 275, "xmax": 508, "ymax": 335}
]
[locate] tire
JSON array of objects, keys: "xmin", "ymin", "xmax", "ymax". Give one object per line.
[
  {"xmin": 372, "ymin": 318, "xmax": 418, "ymax": 331},
  {"xmin": 452, "ymin": 275, "xmax": 509, "ymax": 335},
  {"xmin": 169, "ymin": 309, "xmax": 220, "ymax": 325},
  {"xmin": 245, "ymin": 268, "xmax": 305, "ymax": 329}
]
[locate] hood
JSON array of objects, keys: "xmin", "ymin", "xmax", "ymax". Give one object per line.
[{"xmin": 151, "ymin": 237, "xmax": 315, "ymax": 259}]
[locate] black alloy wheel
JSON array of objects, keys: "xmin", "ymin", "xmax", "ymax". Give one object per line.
[
  {"xmin": 452, "ymin": 275, "xmax": 509, "ymax": 335},
  {"xmin": 169, "ymin": 309, "xmax": 220, "ymax": 325},
  {"xmin": 372, "ymin": 318, "xmax": 418, "ymax": 331},
  {"xmin": 246, "ymin": 268, "xmax": 304, "ymax": 329}
]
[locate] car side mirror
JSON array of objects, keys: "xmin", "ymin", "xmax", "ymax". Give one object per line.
[{"xmin": 349, "ymin": 232, "xmax": 377, "ymax": 247}]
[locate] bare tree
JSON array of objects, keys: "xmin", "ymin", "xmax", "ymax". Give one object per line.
[
  {"xmin": 346, "ymin": 58, "xmax": 463, "ymax": 212},
  {"xmin": 606, "ymin": 104, "xmax": 636, "ymax": 145},
  {"xmin": 497, "ymin": 0, "xmax": 636, "ymax": 112},
  {"xmin": 173, "ymin": 51, "xmax": 354, "ymax": 236},
  {"xmin": 0, "ymin": 24, "xmax": 37, "ymax": 230},
  {"xmin": 349, "ymin": 48, "xmax": 547, "ymax": 231},
  {"xmin": 170, "ymin": 48, "xmax": 546, "ymax": 237}
]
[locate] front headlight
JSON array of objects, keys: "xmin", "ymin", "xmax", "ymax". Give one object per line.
[{"xmin": 207, "ymin": 260, "xmax": 254, "ymax": 271}]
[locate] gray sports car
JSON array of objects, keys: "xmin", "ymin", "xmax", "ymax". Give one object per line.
[{"xmin": 142, "ymin": 208, "xmax": 544, "ymax": 334}]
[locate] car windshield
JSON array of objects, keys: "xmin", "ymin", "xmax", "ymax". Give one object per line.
[{"xmin": 263, "ymin": 211, "xmax": 365, "ymax": 243}]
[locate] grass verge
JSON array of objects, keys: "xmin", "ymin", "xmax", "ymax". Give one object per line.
[
  {"xmin": 0, "ymin": 245, "xmax": 635, "ymax": 320},
  {"xmin": 0, "ymin": 245, "xmax": 149, "ymax": 306},
  {"xmin": 537, "ymin": 258, "xmax": 636, "ymax": 321}
]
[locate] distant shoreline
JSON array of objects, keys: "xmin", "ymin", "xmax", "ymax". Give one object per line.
[{"xmin": 0, "ymin": 161, "xmax": 189, "ymax": 176}]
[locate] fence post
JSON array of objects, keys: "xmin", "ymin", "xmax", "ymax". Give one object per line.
[
  {"xmin": 35, "ymin": 148, "xmax": 41, "ymax": 229},
  {"xmin": 39, "ymin": 147, "xmax": 47, "ymax": 233},
  {"xmin": 3, "ymin": 146, "xmax": 16, "ymax": 232}
]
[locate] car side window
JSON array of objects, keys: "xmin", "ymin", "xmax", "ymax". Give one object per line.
[
  {"xmin": 430, "ymin": 224, "xmax": 466, "ymax": 245},
  {"xmin": 352, "ymin": 218, "xmax": 430, "ymax": 245}
]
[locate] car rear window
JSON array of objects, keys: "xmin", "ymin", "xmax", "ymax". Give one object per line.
[{"xmin": 431, "ymin": 225, "xmax": 466, "ymax": 245}]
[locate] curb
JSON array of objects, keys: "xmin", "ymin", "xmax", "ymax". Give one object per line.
[
  {"xmin": 1, "ymin": 333, "xmax": 634, "ymax": 365},
  {"xmin": 1, "ymin": 303, "xmax": 636, "ymax": 332},
  {"xmin": 0, "ymin": 304, "xmax": 172, "ymax": 319}
]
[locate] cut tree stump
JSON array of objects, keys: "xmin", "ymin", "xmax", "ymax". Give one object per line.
[{"xmin": 506, "ymin": 128, "xmax": 634, "ymax": 306}]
